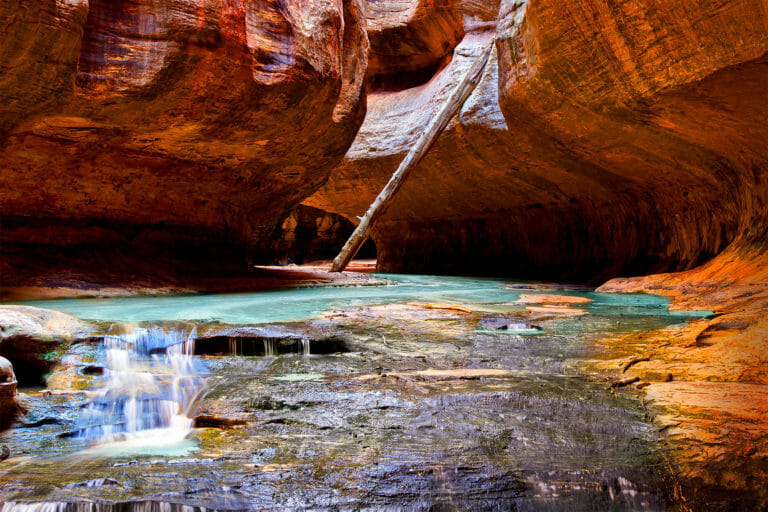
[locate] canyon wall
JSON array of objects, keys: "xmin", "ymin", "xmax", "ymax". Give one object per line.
[
  {"xmin": 0, "ymin": 0, "xmax": 368, "ymax": 287},
  {"xmin": 307, "ymin": 0, "xmax": 768, "ymax": 282},
  {"xmin": 1, "ymin": 0, "xmax": 767, "ymax": 287}
]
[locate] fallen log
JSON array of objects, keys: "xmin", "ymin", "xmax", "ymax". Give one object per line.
[
  {"xmin": 420, "ymin": 303, "xmax": 473, "ymax": 314},
  {"xmin": 331, "ymin": 38, "xmax": 496, "ymax": 272},
  {"xmin": 608, "ymin": 376, "xmax": 640, "ymax": 389},
  {"xmin": 622, "ymin": 355, "xmax": 651, "ymax": 373}
]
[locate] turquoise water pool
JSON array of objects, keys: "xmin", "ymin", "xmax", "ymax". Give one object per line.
[{"xmin": 17, "ymin": 274, "xmax": 712, "ymax": 325}]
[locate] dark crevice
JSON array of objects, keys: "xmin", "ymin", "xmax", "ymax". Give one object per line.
[
  {"xmin": 367, "ymin": 54, "xmax": 452, "ymax": 92},
  {"xmin": 80, "ymin": 365, "xmax": 104, "ymax": 376},
  {"xmin": 193, "ymin": 335, "xmax": 349, "ymax": 356},
  {"xmin": 0, "ymin": 356, "xmax": 52, "ymax": 387},
  {"xmin": 255, "ymin": 204, "xmax": 377, "ymax": 265}
]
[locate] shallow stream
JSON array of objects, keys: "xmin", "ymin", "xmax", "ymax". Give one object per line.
[{"xmin": 0, "ymin": 274, "xmax": 711, "ymax": 511}]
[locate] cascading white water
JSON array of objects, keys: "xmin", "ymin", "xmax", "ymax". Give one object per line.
[{"xmin": 75, "ymin": 327, "xmax": 206, "ymax": 448}]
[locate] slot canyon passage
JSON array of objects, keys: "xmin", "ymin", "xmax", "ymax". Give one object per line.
[{"xmin": 0, "ymin": 0, "xmax": 767, "ymax": 509}]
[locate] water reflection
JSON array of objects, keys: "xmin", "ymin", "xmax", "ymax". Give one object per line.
[{"xmin": 0, "ymin": 275, "xmax": 711, "ymax": 510}]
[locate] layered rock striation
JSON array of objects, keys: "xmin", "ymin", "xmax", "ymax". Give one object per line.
[
  {"xmin": 307, "ymin": 0, "xmax": 768, "ymax": 282},
  {"xmin": 0, "ymin": 0, "xmax": 368, "ymax": 288},
  {"xmin": 2, "ymin": 0, "xmax": 767, "ymax": 287}
]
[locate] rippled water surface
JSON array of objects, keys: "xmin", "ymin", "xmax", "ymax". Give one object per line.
[
  {"xmin": 1, "ymin": 274, "xmax": 711, "ymax": 511},
  {"xmin": 18, "ymin": 274, "xmax": 710, "ymax": 325}
]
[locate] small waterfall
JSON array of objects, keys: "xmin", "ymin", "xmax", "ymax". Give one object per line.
[
  {"xmin": 300, "ymin": 337, "xmax": 310, "ymax": 356},
  {"xmin": 228, "ymin": 337, "xmax": 241, "ymax": 356},
  {"xmin": 263, "ymin": 339, "xmax": 276, "ymax": 357},
  {"xmin": 74, "ymin": 327, "xmax": 206, "ymax": 447}
]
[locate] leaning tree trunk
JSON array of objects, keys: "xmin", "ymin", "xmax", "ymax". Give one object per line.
[{"xmin": 330, "ymin": 39, "xmax": 496, "ymax": 272}]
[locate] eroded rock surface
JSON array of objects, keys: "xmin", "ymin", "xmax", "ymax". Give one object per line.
[
  {"xmin": 365, "ymin": 0, "xmax": 464, "ymax": 90},
  {"xmin": 585, "ymin": 243, "xmax": 768, "ymax": 508},
  {"xmin": 0, "ymin": 0, "xmax": 368, "ymax": 286},
  {"xmin": 4, "ymin": 0, "xmax": 766, "ymax": 287},
  {"xmin": 0, "ymin": 356, "xmax": 18, "ymax": 430},
  {"xmin": 307, "ymin": 0, "xmax": 768, "ymax": 282},
  {"xmin": 0, "ymin": 306, "xmax": 96, "ymax": 385},
  {"xmin": 1, "ymin": 294, "xmax": 680, "ymax": 509}
]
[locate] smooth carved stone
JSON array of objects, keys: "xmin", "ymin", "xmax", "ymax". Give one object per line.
[
  {"xmin": 497, "ymin": 0, "xmax": 768, "ymax": 111},
  {"xmin": 0, "ymin": 0, "xmax": 368, "ymax": 285},
  {"xmin": 305, "ymin": 30, "xmax": 505, "ymax": 217},
  {"xmin": 0, "ymin": 356, "xmax": 19, "ymax": 430},
  {"xmin": 364, "ymin": 0, "xmax": 464, "ymax": 89},
  {"xmin": 308, "ymin": 0, "xmax": 768, "ymax": 282},
  {"xmin": 0, "ymin": 306, "xmax": 96, "ymax": 385},
  {"xmin": 0, "ymin": 356, "xmax": 17, "ymax": 401}
]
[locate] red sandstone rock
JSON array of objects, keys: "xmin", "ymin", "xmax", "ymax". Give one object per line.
[
  {"xmin": 590, "ymin": 243, "xmax": 768, "ymax": 507},
  {"xmin": 2, "ymin": 0, "xmax": 767, "ymax": 288},
  {"xmin": 307, "ymin": 0, "xmax": 768, "ymax": 282},
  {"xmin": 364, "ymin": 0, "xmax": 464, "ymax": 90},
  {"xmin": 0, "ymin": 0, "xmax": 368, "ymax": 284},
  {"xmin": 493, "ymin": 0, "xmax": 768, "ymax": 279}
]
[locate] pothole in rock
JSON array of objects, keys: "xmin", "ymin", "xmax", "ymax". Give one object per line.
[
  {"xmin": 79, "ymin": 365, "xmax": 104, "ymax": 376},
  {"xmin": 193, "ymin": 415, "xmax": 249, "ymax": 429}
]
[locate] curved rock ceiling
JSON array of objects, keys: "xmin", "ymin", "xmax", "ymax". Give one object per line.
[
  {"xmin": 306, "ymin": 0, "xmax": 768, "ymax": 282},
  {"xmin": 1, "ymin": 0, "xmax": 766, "ymax": 285}
]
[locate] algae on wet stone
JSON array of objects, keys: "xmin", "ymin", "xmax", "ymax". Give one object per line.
[
  {"xmin": 0, "ymin": 306, "xmax": 96, "ymax": 385},
  {"xmin": 0, "ymin": 275, "xmax": 714, "ymax": 510}
]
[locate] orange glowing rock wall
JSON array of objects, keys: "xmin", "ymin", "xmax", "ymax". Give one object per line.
[
  {"xmin": 307, "ymin": 0, "xmax": 768, "ymax": 282},
  {"xmin": 1, "ymin": 0, "xmax": 767, "ymax": 286},
  {"xmin": 0, "ymin": 0, "xmax": 367, "ymax": 284}
]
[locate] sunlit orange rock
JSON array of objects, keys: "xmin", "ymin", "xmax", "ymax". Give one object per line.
[
  {"xmin": 494, "ymin": 0, "xmax": 768, "ymax": 280},
  {"xmin": 308, "ymin": 0, "xmax": 768, "ymax": 282},
  {"xmin": 589, "ymin": 243, "xmax": 768, "ymax": 507},
  {"xmin": 0, "ymin": 0, "xmax": 367, "ymax": 285}
]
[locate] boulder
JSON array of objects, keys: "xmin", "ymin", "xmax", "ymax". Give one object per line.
[
  {"xmin": 0, "ymin": 356, "xmax": 17, "ymax": 428},
  {"xmin": 0, "ymin": 306, "xmax": 96, "ymax": 385}
]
